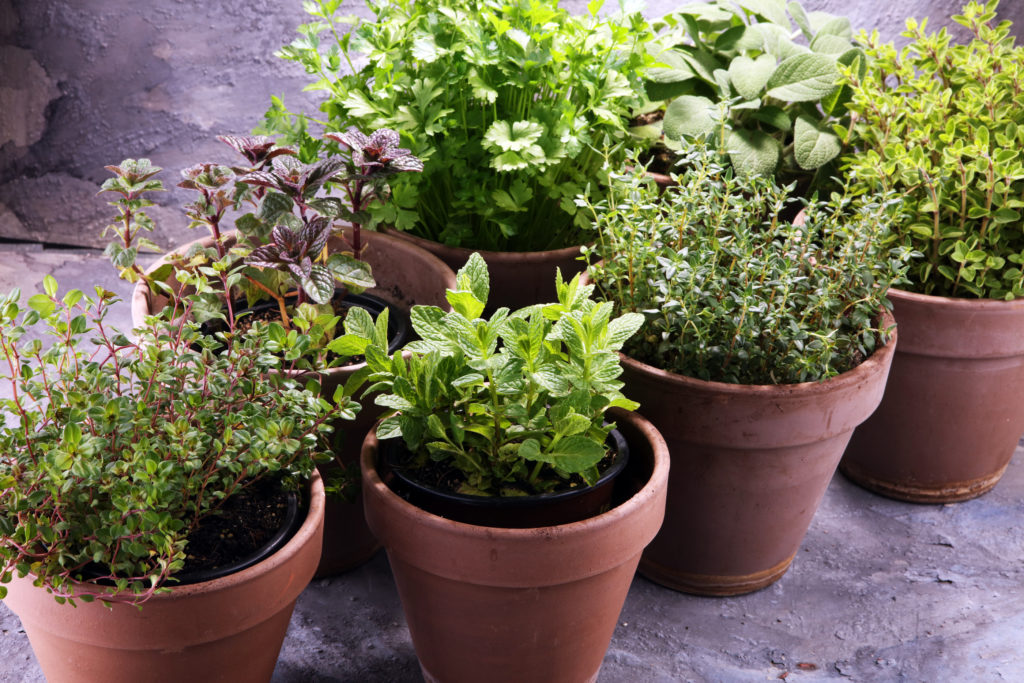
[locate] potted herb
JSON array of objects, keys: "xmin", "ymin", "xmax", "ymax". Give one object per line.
[
  {"xmin": 358, "ymin": 254, "xmax": 669, "ymax": 682},
  {"xmin": 839, "ymin": 0, "xmax": 1024, "ymax": 502},
  {"xmin": 581, "ymin": 146, "xmax": 910, "ymax": 595},
  {"xmin": 635, "ymin": 0, "xmax": 863, "ymax": 196},
  {"xmin": 262, "ymin": 0, "xmax": 654, "ymax": 309},
  {"xmin": 0, "ymin": 273, "xmax": 352, "ymax": 681},
  {"xmin": 105, "ymin": 133, "xmax": 458, "ymax": 576}
]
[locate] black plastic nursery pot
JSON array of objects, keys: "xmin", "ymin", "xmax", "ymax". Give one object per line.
[{"xmin": 377, "ymin": 430, "xmax": 630, "ymax": 528}]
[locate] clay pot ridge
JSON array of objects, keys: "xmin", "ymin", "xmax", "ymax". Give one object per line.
[
  {"xmin": 385, "ymin": 228, "xmax": 586, "ymax": 311},
  {"xmin": 841, "ymin": 287, "xmax": 1024, "ymax": 503},
  {"xmin": 2, "ymin": 474, "xmax": 325, "ymax": 683},
  {"xmin": 363, "ymin": 409, "xmax": 669, "ymax": 587},
  {"xmin": 620, "ymin": 316, "xmax": 897, "ymax": 450}
]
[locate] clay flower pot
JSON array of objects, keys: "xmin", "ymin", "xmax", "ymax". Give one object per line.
[
  {"xmin": 2, "ymin": 473, "xmax": 325, "ymax": 683},
  {"xmin": 625, "ymin": 315, "xmax": 897, "ymax": 596},
  {"xmin": 385, "ymin": 229, "xmax": 585, "ymax": 310},
  {"xmin": 842, "ymin": 289, "xmax": 1024, "ymax": 502},
  {"xmin": 361, "ymin": 408, "xmax": 669, "ymax": 683},
  {"xmin": 132, "ymin": 227, "xmax": 457, "ymax": 576}
]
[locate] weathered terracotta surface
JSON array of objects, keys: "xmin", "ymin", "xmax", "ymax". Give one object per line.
[
  {"xmin": 385, "ymin": 229, "xmax": 585, "ymax": 310},
  {"xmin": 361, "ymin": 409, "xmax": 669, "ymax": 683},
  {"xmin": 131, "ymin": 227, "xmax": 457, "ymax": 576},
  {"xmin": 2, "ymin": 474, "xmax": 325, "ymax": 683},
  {"xmin": 625, "ymin": 315, "xmax": 896, "ymax": 596},
  {"xmin": 131, "ymin": 226, "xmax": 455, "ymax": 326},
  {"xmin": 842, "ymin": 289, "xmax": 1024, "ymax": 503}
]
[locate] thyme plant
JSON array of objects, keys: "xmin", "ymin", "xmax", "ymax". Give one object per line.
[
  {"xmin": 582, "ymin": 147, "xmax": 914, "ymax": 385},
  {"xmin": 0, "ymin": 277, "xmax": 356, "ymax": 605},
  {"xmin": 261, "ymin": 0, "xmax": 653, "ymax": 251},
  {"xmin": 841, "ymin": 0, "xmax": 1024, "ymax": 299},
  {"xmin": 363, "ymin": 254, "xmax": 643, "ymax": 496}
]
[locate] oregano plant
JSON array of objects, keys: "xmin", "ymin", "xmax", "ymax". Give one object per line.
[
  {"xmin": 362, "ymin": 253, "xmax": 643, "ymax": 496},
  {"xmin": 841, "ymin": 0, "xmax": 1024, "ymax": 299}
]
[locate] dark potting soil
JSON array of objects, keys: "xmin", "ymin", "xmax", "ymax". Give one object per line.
[{"xmin": 178, "ymin": 477, "xmax": 298, "ymax": 578}]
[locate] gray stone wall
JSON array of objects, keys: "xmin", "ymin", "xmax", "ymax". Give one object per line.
[{"xmin": 1, "ymin": 0, "xmax": 1021, "ymax": 250}]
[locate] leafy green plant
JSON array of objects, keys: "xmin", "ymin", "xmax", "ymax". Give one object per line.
[
  {"xmin": 100, "ymin": 128, "xmax": 418, "ymax": 363},
  {"xmin": 581, "ymin": 146, "xmax": 913, "ymax": 384},
  {"xmin": 362, "ymin": 253, "xmax": 643, "ymax": 496},
  {"xmin": 0, "ymin": 275, "xmax": 357, "ymax": 605},
  {"xmin": 636, "ymin": 0, "xmax": 864, "ymax": 188},
  {"xmin": 261, "ymin": 0, "xmax": 653, "ymax": 251},
  {"xmin": 840, "ymin": 0, "xmax": 1024, "ymax": 299}
]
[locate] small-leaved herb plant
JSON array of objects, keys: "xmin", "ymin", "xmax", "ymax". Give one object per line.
[
  {"xmin": 636, "ymin": 0, "xmax": 864, "ymax": 189},
  {"xmin": 840, "ymin": 0, "xmax": 1024, "ymax": 299},
  {"xmin": 101, "ymin": 129, "xmax": 418, "ymax": 364},
  {"xmin": 261, "ymin": 0, "xmax": 653, "ymax": 251},
  {"xmin": 581, "ymin": 146, "xmax": 914, "ymax": 385},
  {"xmin": 0, "ymin": 275, "xmax": 357, "ymax": 605},
  {"xmin": 362, "ymin": 253, "xmax": 643, "ymax": 497}
]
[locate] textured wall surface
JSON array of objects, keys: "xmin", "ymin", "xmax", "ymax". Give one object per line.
[{"xmin": 1, "ymin": 0, "xmax": 1022, "ymax": 250}]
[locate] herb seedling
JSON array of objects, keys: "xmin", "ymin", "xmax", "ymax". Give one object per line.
[
  {"xmin": 582, "ymin": 145, "xmax": 913, "ymax": 384},
  {"xmin": 261, "ymin": 0, "xmax": 654, "ymax": 251},
  {"xmin": 363, "ymin": 253, "xmax": 643, "ymax": 496},
  {"xmin": 841, "ymin": 0, "xmax": 1024, "ymax": 299}
]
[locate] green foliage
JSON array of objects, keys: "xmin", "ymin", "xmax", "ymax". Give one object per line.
[
  {"xmin": 582, "ymin": 146, "xmax": 914, "ymax": 385},
  {"xmin": 638, "ymin": 0, "xmax": 863, "ymax": 188},
  {"xmin": 261, "ymin": 0, "xmax": 654, "ymax": 251},
  {"xmin": 363, "ymin": 253, "xmax": 642, "ymax": 496},
  {"xmin": 103, "ymin": 129, "xmax": 418, "ymax": 366},
  {"xmin": 0, "ymin": 282, "xmax": 356, "ymax": 605},
  {"xmin": 841, "ymin": 0, "xmax": 1024, "ymax": 299},
  {"xmin": 98, "ymin": 159, "xmax": 168, "ymax": 289}
]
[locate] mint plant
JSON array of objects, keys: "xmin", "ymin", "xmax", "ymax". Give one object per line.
[
  {"xmin": 841, "ymin": 0, "xmax": 1024, "ymax": 299},
  {"xmin": 581, "ymin": 146, "xmax": 914, "ymax": 385},
  {"xmin": 637, "ymin": 0, "xmax": 864, "ymax": 188},
  {"xmin": 100, "ymin": 128, "xmax": 419, "ymax": 363},
  {"xmin": 0, "ymin": 276, "xmax": 357, "ymax": 605},
  {"xmin": 261, "ymin": 0, "xmax": 653, "ymax": 252},
  {"xmin": 363, "ymin": 253, "xmax": 643, "ymax": 497}
]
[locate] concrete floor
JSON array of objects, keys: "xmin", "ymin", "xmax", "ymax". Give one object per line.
[{"xmin": 1, "ymin": 245, "xmax": 1023, "ymax": 682}]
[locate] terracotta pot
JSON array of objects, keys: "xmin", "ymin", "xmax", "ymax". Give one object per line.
[
  {"xmin": 2, "ymin": 473, "xmax": 325, "ymax": 683},
  {"xmin": 624, "ymin": 315, "xmax": 897, "ymax": 596},
  {"xmin": 361, "ymin": 408, "xmax": 669, "ymax": 683},
  {"xmin": 133, "ymin": 227, "xmax": 457, "ymax": 577},
  {"xmin": 841, "ymin": 289, "xmax": 1024, "ymax": 503},
  {"xmin": 385, "ymin": 229, "xmax": 585, "ymax": 310}
]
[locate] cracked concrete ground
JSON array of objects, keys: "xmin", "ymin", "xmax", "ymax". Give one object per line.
[{"xmin": 0, "ymin": 246, "xmax": 1022, "ymax": 682}]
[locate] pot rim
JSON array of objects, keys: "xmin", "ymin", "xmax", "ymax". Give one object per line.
[
  {"xmin": 362, "ymin": 409, "xmax": 668, "ymax": 540},
  {"xmin": 133, "ymin": 471, "xmax": 325, "ymax": 601},
  {"xmin": 2, "ymin": 473, "xmax": 325, "ymax": 653},
  {"xmin": 619, "ymin": 309, "xmax": 897, "ymax": 397},
  {"xmin": 384, "ymin": 226, "xmax": 585, "ymax": 260},
  {"xmin": 888, "ymin": 286, "xmax": 1024, "ymax": 310},
  {"xmin": 131, "ymin": 228, "xmax": 454, "ymax": 382}
]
